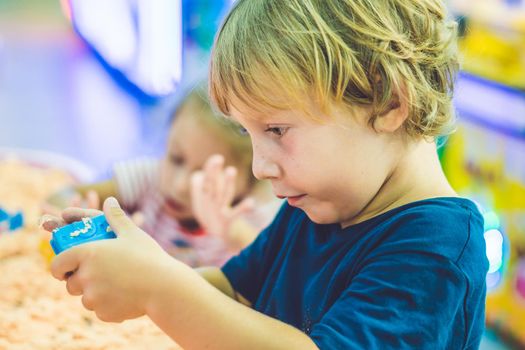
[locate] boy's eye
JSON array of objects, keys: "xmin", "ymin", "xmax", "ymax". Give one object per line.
[
  {"xmin": 265, "ymin": 126, "xmax": 288, "ymax": 137},
  {"xmin": 170, "ymin": 154, "xmax": 184, "ymax": 165},
  {"xmin": 237, "ymin": 126, "xmax": 249, "ymax": 136}
]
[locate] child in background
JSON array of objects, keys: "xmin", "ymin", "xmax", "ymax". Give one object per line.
[
  {"xmin": 44, "ymin": 0, "xmax": 489, "ymax": 349},
  {"xmin": 45, "ymin": 85, "xmax": 279, "ymax": 266}
]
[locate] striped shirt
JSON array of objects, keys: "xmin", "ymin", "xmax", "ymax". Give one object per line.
[{"xmin": 113, "ymin": 158, "xmax": 280, "ymax": 267}]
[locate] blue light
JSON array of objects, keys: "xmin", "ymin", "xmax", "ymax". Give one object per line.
[
  {"xmin": 485, "ymin": 229, "xmax": 504, "ymax": 274},
  {"xmin": 483, "ymin": 211, "xmax": 501, "ymax": 231},
  {"xmin": 71, "ymin": 0, "xmax": 183, "ymax": 97},
  {"xmin": 486, "ymin": 271, "xmax": 502, "ymax": 290}
]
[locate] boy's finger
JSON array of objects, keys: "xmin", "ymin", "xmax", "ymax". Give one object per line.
[
  {"xmin": 190, "ymin": 171, "xmax": 205, "ymax": 201},
  {"xmin": 231, "ymin": 197, "xmax": 255, "ymax": 218},
  {"xmin": 103, "ymin": 197, "xmax": 140, "ymax": 238},
  {"xmin": 66, "ymin": 272, "xmax": 84, "ymax": 296},
  {"xmin": 86, "ymin": 190, "xmax": 100, "ymax": 209},
  {"xmin": 221, "ymin": 166, "xmax": 237, "ymax": 207},
  {"xmin": 203, "ymin": 155, "xmax": 224, "ymax": 200},
  {"xmin": 62, "ymin": 207, "xmax": 103, "ymax": 223},
  {"xmin": 203, "ymin": 154, "xmax": 224, "ymax": 177},
  {"xmin": 190, "ymin": 172, "xmax": 207, "ymax": 223},
  {"xmin": 131, "ymin": 211, "xmax": 145, "ymax": 227},
  {"xmin": 50, "ymin": 246, "xmax": 85, "ymax": 281},
  {"xmin": 205, "ymin": 154, "xmax": 224, "ymax": 168},
  {"xmin": 39, "ymin": 214, "xmax": 65, "ymax": 232},
  {"xmin": 81, "ymin": 292, "xmax": 96, "ymax": 311},
  {"xmin": 70, "ymin": 193, "xmax": 83, "ymax": 207}
]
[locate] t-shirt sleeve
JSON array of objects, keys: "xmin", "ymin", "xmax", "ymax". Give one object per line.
[
  {"xmin": 221, "ymin": 202, "xmax": 289, "ymax": 304},
  {"xmin": 112, "ymin": 157, "xmax": 159, "ymax": 209},
  {"xmin": 310, "ymin": 252, "xmax": 468, "ymax": 349}
]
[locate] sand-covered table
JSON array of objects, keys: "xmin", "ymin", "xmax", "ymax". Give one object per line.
[{"xmin": 0, "ymin": 158, "xmax": 180, "ymax": 350}]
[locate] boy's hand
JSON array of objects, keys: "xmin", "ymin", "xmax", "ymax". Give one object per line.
[
  {"xmin": 42, "ymin": 189, "xmax": 101, "ymax": 217},
  {"xmin": 43, "ymin": 198, "xmax": 175, "ymax": 323},
  {"xmin": 191, "ymin": 155, "xmax": 254, "ymax": 242}
]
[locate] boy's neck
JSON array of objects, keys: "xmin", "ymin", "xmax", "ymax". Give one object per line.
[{"xmin": 341, "ymin": 140, "xmax": 456, "ymax": 228}]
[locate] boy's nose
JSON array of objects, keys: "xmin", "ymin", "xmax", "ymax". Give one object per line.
[
  {"xmin": 172, "ymin": 171, "xmax": 190, "ymax": 197},
  {"xmin": 252, "ymin": 153, "xmax": 280, "ymax": 180}
]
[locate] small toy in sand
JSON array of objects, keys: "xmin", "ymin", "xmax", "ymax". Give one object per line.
[{"xmin": 0, "ymin": 207, "xmax": 24, "ymax": 233}]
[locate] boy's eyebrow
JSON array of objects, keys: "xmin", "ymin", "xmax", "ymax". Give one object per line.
[
  {"xmin": 226, "ymin": 103, "xmax": 265, "ymax": 122},
  {"xmin": 169, "ymin": 138, "xmax": 183, "ymax": 151},
  {"xmin": 230, "ymin": 108, "xmax": 274, "ymax": 122}
]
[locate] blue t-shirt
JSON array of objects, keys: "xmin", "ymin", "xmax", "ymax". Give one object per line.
[{"xmin": 222, "ymin": 197, "xmax": 488, "ymax": 349}]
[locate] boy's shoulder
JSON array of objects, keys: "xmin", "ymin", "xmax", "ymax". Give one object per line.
[
  {"xmin": 384, "ymin": 196, "xmax": 482, "ymax": 230},
  {"xmin": 362, "ymin": 197, "xmax": 486, "ymax": 266},
  {"xmin": 383, "ymin": 196, "xmax": 483, "ymax": 236}
]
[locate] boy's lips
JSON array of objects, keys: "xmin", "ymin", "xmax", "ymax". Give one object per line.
[
  {"xmin": 164, "ymin": 197, "xmax": 186, "ymax": 213},
  {"xmin": 277, "ymin": 194, "xmax": 306, "ymax": 206}
]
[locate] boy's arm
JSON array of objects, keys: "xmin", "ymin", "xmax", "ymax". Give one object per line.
[
  {"xmin": 75, "ymin": 179, "xmax": 119, "ymax": 201},
  {"xmin": 46, "ymin": 179, "xmax": 118, "ymax": 210},
  {"xmin": 149, "ymin": 263, "xmax": 319, "ymax": 350},
  {"xmin": 195, "ymin": 266, "xmax": 252, "ymax": 307},
  {"xmin": 49, "ymin": 200, "xmax": 308, "ymax": 350},
  {"xmin": 226, "ymin": 218, "xmax": 259, "ymax": 250}
]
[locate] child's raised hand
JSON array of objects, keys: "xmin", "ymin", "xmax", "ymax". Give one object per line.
[
  {"xmin": 191, "ymin": 155, "xmax": 254, "ymax": 242},
  {"xmin": 43, "ymin": 198, "xmax": 177, "ymax": 323}
]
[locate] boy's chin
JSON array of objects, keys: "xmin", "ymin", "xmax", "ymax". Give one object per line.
[{"xmin": 302, "ymin": 209, "xmax": 340, "ymax": 226}]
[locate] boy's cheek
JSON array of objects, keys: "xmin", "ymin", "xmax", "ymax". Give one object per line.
[
  {"xmin": 159, "ymin": 160, "xmax": 171, "ymax": 180},
  {"xmin": 158, "ymin": 166, "xmax": 173, "ymax": 194}
]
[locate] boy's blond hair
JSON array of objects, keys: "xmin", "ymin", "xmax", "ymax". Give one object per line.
[{"xmin": 210, "ymin": 0, "xmax": 459, "ymax": 137}]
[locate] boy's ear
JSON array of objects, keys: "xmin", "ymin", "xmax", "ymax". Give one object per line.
[{"xmin": 373, "ymin": 91, "xmax": 409, "ymax": 133}]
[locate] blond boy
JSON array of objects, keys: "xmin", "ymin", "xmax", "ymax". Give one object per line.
[{"xmin": 45, "ymin": 1, "xmax": 488, "ymax": 349}]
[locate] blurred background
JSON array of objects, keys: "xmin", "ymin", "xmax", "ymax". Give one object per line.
[{"xmin": 0, "ymin": 0, "xmax": 523, "ymax": 349}]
